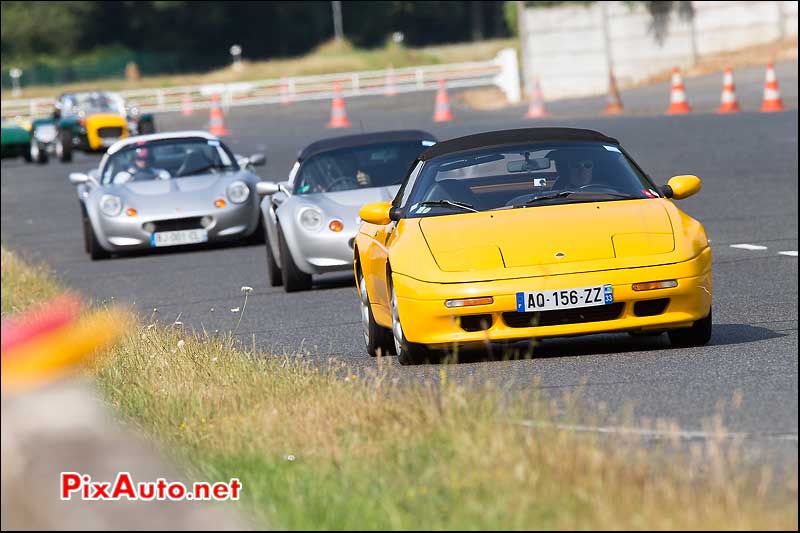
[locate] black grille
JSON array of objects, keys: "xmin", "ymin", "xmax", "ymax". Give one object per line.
[
  {"xmin": 150, "ymin": 217, "xmax": 204, "ymax": 232},
  {"xmin": 459, "ymin": 314, "xmax": 492, "ymax": 332},
  {"xmin": 97, "ymin": 126, "xmax": 123, "ymax": 138},
  {"xmin": 503, "ymin": 303, "xmax": 624, "ymax": 328},
  {"xmin": 633, "ymin": 298, "xmax": 670, "ymax": 317}
]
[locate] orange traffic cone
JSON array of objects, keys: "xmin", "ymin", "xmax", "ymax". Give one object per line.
[
  {"xmin": 208, "ymin": 94, "xmax": 229, "ymax": 136},
  {"xmin": 761, "ymin": 62, "xmax": 785, "ymax": 112},
  {"xmin": 604, "ymin": 70, "xmax": 624, "ymax": 115},
  {"xmin": 524, "ymin": 75, "xmax": 547, "ymax": 118},
  {"xmin": 280, "ymin": 77, "xmax": 292, "ymax": 105},
  {"xmin": 666, "ymin": 67, "xmax": 692, "ymax": 115},
  {"xmin": 432, "ymin": 79, "xmax": 453, "ymax": 122},
  {"xmin": 327, "ymin": 83, "xmax": 351, "ymax": 128},
  {"xmin": 181, "ymin": 93, "xmax": 193, "ymax": 117},
  {"xmin": 385, "ymin": 66, "xmax": 397, "ymax": 97},
  {"xmin": 718, "ymin": 67, "xmax": 741, "ymax": 114}
]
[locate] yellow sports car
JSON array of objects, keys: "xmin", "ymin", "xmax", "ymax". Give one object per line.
[{"xmin": 354, "ymin": 128, "xmax": 712, "ymax": 364}]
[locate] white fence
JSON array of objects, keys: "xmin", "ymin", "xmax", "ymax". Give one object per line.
[
  {"xmin": 519, "ymin": 1, "xmax": 798, "ymax": 100},
  {"xmin": 1, "ymin": 49, "xmax": 520, "ymax": 120}
]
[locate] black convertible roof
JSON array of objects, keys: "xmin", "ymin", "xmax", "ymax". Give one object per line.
[
  {"xmin": 419, "ymin": 128, "xmax": 619, "ymax": 161},
  {"xmin": 299, "ymin": 130, "xmax": 437, "ymax": 161}
]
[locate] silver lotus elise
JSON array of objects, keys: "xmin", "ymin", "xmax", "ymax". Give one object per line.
[
  {"xmin": 69, "ymin": 131, "xmax": 266, "ymax": 260},
  {"xmin": 256, "ymin": 130, "xmax": 436, "ymax": 291}
]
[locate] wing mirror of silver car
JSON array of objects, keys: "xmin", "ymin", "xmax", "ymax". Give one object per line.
[
  {"xmin": 256, "ymin": 181, "xmax": 281, "ymax": 196},
  {"xmin": 248, "ymin": 153, "xmax": 266, "ymax": 167},
  {"xmin": 69, "ymin": 172, "xmax": 89, "ymax": 185}
]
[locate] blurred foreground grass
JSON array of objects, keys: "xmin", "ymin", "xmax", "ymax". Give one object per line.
[{"xmin": 2, "ymin": 246, "xmax": 797, "ymax": 530}]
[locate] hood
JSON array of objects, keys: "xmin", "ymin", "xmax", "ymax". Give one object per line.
[
  {"xmin": 120, "ymin": 174, "xmax": 222, "ymax": 196},
  {"xmin": 102, "ymin": 172, "xmax": 249, "ymax": 216},
  {"xmin": 419, "ymin": 199, "xmax": 674, "ymax": 273}
]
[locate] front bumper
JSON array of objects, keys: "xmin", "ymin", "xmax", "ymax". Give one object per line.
[
  {"xmin": 289, "ymin": 228, "xmax": 357, "ymax": 275},
  {"xmin": 93, "ymin": 200, "xmax": 259, "ymax": 252},
  {"xmin": 392, "ymin": 248, "xmax": 712, "ymax": 348}
]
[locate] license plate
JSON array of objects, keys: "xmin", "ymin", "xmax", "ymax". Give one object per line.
[
  {"xmin": 516, "ymin": 284, "xmax": 613, "ymax": 312},
  {"xmin": 150, "ymin": 229, "xmax": 208, "ymax": 248}
]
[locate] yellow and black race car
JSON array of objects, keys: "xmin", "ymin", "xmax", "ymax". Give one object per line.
[{"xmin": 29, "ymin": 91, "xmax": 155, "ymax": 163}]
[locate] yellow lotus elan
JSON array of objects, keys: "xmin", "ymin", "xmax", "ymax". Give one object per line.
[{"xmin": 353, "ymin": 128, "xmax": 712, "ymax": 365}]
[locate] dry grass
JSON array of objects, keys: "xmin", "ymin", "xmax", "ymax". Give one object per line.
[
  {"xmin": 2, "ymin": 39, "xmax": 516, "ymax": 100},
  {"xmin": 0, "ymin": 247, "xmax": 63, "ymax": 316},
  {"xmin": 3, "ymin": 245, "xmax": 797, "ymax": 530}
]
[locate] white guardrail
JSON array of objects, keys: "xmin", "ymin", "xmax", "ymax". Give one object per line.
[{"xmin": 2, "ymin": 49, "xmax": 520, "ymax": 120}]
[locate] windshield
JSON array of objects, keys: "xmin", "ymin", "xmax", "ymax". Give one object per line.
[
  {"xmin": 101, "ymin": 138, "xmax": 238, "ymax": 185},
  {"xmin": 294, "ymin": 140, "xmax": 433, "ymax": 194},
  {"xmin": 61, "ymin": 92, "xmax": 126, "ymax": 117},
  {"xmin": 404, "ymin": 142, "xmax": 659, "ymax": 217}
]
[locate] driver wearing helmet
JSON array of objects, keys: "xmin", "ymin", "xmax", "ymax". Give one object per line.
[{"xmin": 113, "ymin": 145, "xmax": 170, "ymax": 183}]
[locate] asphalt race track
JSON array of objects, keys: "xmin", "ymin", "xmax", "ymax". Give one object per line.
[{"xmin": 2, "ymin": 60, "xmax": 797, "ymax": 465}]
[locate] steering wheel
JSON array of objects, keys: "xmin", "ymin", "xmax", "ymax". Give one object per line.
[{"xmin": 325, "ymin": 175, "xmax": 360, "ymax": 192}]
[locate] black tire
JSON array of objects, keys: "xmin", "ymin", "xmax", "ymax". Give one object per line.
[
  {"xmin": 277, "ymin": 223, "xmax": 312, "ymax": 292},
  {"xmin": 357, "ymin": 264, "xmax": 394, "ymax": 357},
  {"xmin": 138, "ymin": 119, "xmax": 155, "ymax": 135},
  {"xmin": 80, "ymin": 204, "xmax": 91, "ymax": 254},
  {"xmin": 31, "ymin": 141, "xmax": 48, "ymax": 164},
  {"xmin": 23, "ymin": 144, "xmax": 33, "ymax": 162},
  {"xmin": 668, "ymin": 308, "xmax": 712, "ymax": 347},
  {"xmin": 87, "ymin": 219, "xmax": 110, "ymax": 260},
  {"xmin": 389, "ymin": 276, "xmax": 435, "ymax": 365},
  {"xmin": 59, "ymin": 129, "xmax": 73, "ymax": 163},
  {"xmin": 264, "ymin": 223, "xmax": 283, "ymax": 287}
]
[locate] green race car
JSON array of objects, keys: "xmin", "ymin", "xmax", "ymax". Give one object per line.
[{"xmin": 1, "ymin": 119, "xmax": 33, "ymax": 162}]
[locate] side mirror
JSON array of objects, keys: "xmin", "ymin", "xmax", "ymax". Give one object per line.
[
  {"xmin": 69, "ymin": 172, "xmax": 89, "ymax": 185},
  {"xmin": 256, "ymin": 181, "xmax": 280, "ymax": 196},
  {"xmin": 359, "ymin": 202, "xmax": 393, "ymax": 225},
  {"xmin": 660, "ymin": 175, "xmax": 702, "ymax": 200},
  {"xmin": 248, "ymin": 153, "xmax": 266, "ymax": 167}
]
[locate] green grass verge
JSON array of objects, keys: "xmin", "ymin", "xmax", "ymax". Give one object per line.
[
  {"xmin": 3, "ymin": 39, "xmax": 516, "ymax": 99},
  {"xmin": 2, "ymin": 245, "xmax": 797, "ymax": 530}
]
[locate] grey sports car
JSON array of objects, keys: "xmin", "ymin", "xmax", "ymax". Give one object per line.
[
  {"xmin": 256, "ymin": 130, "xmax": 437, "ymax": 291},
  {"xmin": 69, "ymin": 131, "xmax": 266, "ymax": 260}
]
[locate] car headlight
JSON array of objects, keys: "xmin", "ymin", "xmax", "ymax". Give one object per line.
[
  {"xmin": 34, "ymin": 124, "xmax": 57, "ymax": 143},
  {"xmin": 99, "ymin": 194, "xmax": 123, "ymax": 217},
  {"xmin": 298, "ymin": 207, "xmax": 324, "ymax": 232},
  {"xmin": 226, "ymin": 180, "xmax": 250, "ymax": 204}
]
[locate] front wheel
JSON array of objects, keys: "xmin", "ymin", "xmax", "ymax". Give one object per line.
[
  {"xmin": 277, "ymin": 223, "xmax": 312, "ymax": 292},
  {"xmin": 87, "ymin": 219, "xmax": 110, "ymax": 260},
  {"xmin": 358, "ymin": 267, "xmax": 394, "ymax": 357},
  {"xmin": 264, "ymin": 223, "xmax": 283, "ymax": 287},
  {"xmin": 58, "ymin": 130, "xmax": 73, "ymax": 163},
  {"xmin": 668, "ymin": 309, "xmax": 712, "ymax": 347},
  {"xmin": 31, "ymin": 141, "xmax": 48, "ymax": 164},
  {"xmin": 390, "ymin": 277, "xmax": 435, "ymax": 365}
]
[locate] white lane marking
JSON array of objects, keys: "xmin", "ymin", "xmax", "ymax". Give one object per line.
[
  {"xmin": 730, "ymin": 244, "xmax": 768, "ymax": 251},
  {"xmin": 512, "ymin": 420, "xmax": 799, "ymax": 442},
  {"xmin": 778, "ymin": 250, "xmax": 798, "ymax": 257}
]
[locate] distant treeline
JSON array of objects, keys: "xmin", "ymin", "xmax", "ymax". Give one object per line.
[{"xmin": 1, "ymin": 1, "xmax": 511, "ymax": 65}]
